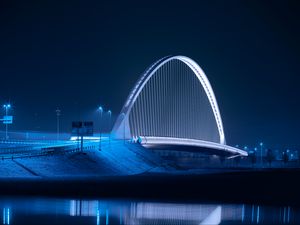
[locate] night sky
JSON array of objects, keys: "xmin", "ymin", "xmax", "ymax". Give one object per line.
[{"xmin": 0, "ymin": 0, "xmax": 300, "ymax": 149}]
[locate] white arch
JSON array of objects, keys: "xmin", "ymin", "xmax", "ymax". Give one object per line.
[{"xmin": 112, "ymin": 55, "xmax": 226, "ymax": 145}]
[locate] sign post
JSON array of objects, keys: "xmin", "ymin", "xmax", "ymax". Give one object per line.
[
  {"xmin": 1, "ymin": 116, "xmax": 13, "ymax": 140},
  {"xmin": 71, "ymin": 121, "xmax": 94, "ymax": 152}
]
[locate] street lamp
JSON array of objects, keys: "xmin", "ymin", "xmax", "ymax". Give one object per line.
[
  {"xmin": 260, "ymin": 142, "xmax": 263, "ymax": 167},
  {"xmin": 3, "ymin": 104, "xmax": 11, "ymax": 140},
  {"xmin": 107, "ymin": 110, "xmax": 112, "ymax": 145},
  {"xmin": 56, "ymin": 108, "xmax": 61, "ymax": 141},
  {"xmin": 98, "ymin": 106, "xmax": 103, "ymax": 150},
  {"xmin": 121, "ymin": 113, "xmax": 126, "ymax": 144}
]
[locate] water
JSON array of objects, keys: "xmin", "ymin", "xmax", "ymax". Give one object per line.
[{"xmin": 0, "ymin": 197, "xmax": 299, "ymax": 224}]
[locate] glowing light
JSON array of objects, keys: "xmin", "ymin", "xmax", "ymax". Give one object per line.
[
  {"xmin": 3, "ymin": 208, "xmax": 10, "ymax": 225},
  {"xmin": 242, "ymin": 205, "xmax": 245, "ymax": 222},
  {"xmin": 3, "ymin": 104, "xmax": 11, "ymax": 109},
  {"xmin": 97, "ymin": 209, "xmax": 100, "ymax": 225},
  {"xmin": 106, "ymin": 209, "xmax": 109, "ymax": 225},
  {"xmin": 7, "ymin": 208, "xmax": 9, "ymax": 225},
  {"xmin": 257, "ymin": 206, "xmax": 260, "ymax": 224},
  {"xmin": 113, "ymin": 55, "xmax": 226, "ymax": 145},
  {"xmin": 139, "ymin": 136, "xmax": 248, "ymax": 156},
  {"xmin": 70, "ymin": 136, "xmax": 109, "ymax": 141},
  {"xmin": 200, "ymin": 206, "xmax": 221, "ymax": 225}
]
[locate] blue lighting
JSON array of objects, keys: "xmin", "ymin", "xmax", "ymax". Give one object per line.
[
  {"xmin": 242, "ymin": 204, "xmax": 245, "ymax": 222},
  {"xmin": 3, "ymin": 104, "xmax": 11, "ymax": 109},
  {"xmin": 251, "ymin": 205, "xmax": 254, "ymax": 222},
  {"xmin": 98, "ymin": 106, "xmax": 103, "ymax": 112},
  {"xmin": 3, "ymin": 208, "xmax": 10, "ymax": 225},
  {"xmin": 106, "ymin": 209, "xmax": 109, "ymax": 225},
  {"xmin": 257, "ymin": 205, "xmax": 260, "ymax": 223},
  {"xmin": 96, "ymin": 209, "xmax": 100, "ymax": 225}
]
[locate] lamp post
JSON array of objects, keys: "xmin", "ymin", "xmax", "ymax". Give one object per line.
[
  {"xmin": 98, "ymin": 106, "xmax": 103, "ymax": 150},
  {"xmin": 56, "ymin": 108, "xmax": 61, "ymax": 141},
  {"xmin": 107, "ymin": 110, "xmax": 112, "ymax": 145},
  {"xmin": 121, "ymin": 113, "xmax": 126, "ymax": 144},
  {"xmin": 260, "ymin": 142, "xmax": 263, "ymax": 167},
  {"xmin": 3, "ymin": 104, "xmax": 11, "ymax": 140}
]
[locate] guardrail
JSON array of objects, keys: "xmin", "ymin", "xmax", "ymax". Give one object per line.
[{"xmin": 0, "ymin": 140, "xmax": 99, "ymax": 159}]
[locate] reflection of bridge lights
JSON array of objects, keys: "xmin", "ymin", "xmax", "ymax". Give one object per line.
[
  {"xmin": 3, "ymin": 208, "xmax": 10, "ymax": 225},
  {"xmin": 69, "ymin": 200, "xmax": 98, "ymax": 217},
  {"xmin": 106, "ymin": 209, "xmax": 109, "ymax": 225},
  {"xmin": 96, "ymin": 209, "xmax": 100, "ymax": 225},
  {"xmin": 242, "ymin": 204, "xmax": 245, "ymax": 222},
  {"xmin": 257, "ymin": 206, "xmax": 260, "ymax": 224}
]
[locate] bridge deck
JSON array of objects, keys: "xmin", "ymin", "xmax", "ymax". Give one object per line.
[{"xmin": 139, "ymin": 136, "xmax": 248, "ymax": 156}]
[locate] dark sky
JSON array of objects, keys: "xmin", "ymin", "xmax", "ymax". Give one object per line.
[{"xmin": 0, "ymin": 0, "xmax": 300, "ymax": 149}]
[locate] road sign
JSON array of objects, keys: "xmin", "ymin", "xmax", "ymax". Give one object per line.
[
  {"xmin": 71, "ymin": 121, "xmax": 93, "ymax": 136},
  {"xmin": 2, "ymin": 116, "xmax": 13, "ymax": 124}
]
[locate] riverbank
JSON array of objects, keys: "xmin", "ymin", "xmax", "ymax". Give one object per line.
[{"xmin": 0, "ymin": 169, "xmax": 299, "ymax": 207}]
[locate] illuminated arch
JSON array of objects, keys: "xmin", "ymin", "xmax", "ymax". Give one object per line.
[{"xmin": 112, "ymin": 55, "xmax": 225, "ymax": 145}]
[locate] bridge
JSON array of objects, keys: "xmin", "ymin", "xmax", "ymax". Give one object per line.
[{"xmin": 112, "ymin": 56, "xmax": 247, "ymax": 157}]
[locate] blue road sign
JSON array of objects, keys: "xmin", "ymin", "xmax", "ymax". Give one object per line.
[{"xmin": 2, "ymin": 116, "xmax": 13, "ymax": 124}]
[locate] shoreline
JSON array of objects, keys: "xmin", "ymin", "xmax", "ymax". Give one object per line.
[{"xmin": 0, "ymin": 169, "xmax": 299, "ymax": 206}]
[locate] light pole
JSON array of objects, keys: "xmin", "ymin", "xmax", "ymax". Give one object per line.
[
  {"xmin": 260, "ymin": 142, "xmax": 263, "ymax": 167},
  {"xmin": 121, "ymin": 113, "xmax": 126, "ymax": 144},
  {"xmin": 3, "ymin": 104, "xmax": 11, "ymax": 140},
  {"xmin": 107, "ymin": 110, "xmax": 112, "ymax": 145},
  {"xmin": 98, "ymin": 106, "xmax": 103, "ymax": 150},
  {"xmin": 56, "ymin": 108, "xmax": 61, "ymax": 141}
]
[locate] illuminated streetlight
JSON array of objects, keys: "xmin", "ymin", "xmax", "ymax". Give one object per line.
[
  {"xmin": 56, "ymin": 108, "xmax": 61, "ymax": 141},
  {"xmin": 260, "ymin": 142, "xmax": 263, "ymax": 167},
  {"xmin": 3, "ymin": 104, "xmax": 11, "ymax": 140},
  {"xmin": 98, "ymin": 106, "xmax": 103, "ymax": 150},
  {"xmin": 107, "ymin": 110, "xmax": 112, "ymax": 145},
  {"xmin": 121, "ymin": 113, "xmax": 126, "ymax": 144}
]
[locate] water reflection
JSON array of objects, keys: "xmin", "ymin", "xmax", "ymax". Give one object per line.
[
  {"xmin": 2, "ymin": 208, "xmax": 9, "ymax": 225},
  {"xmin": 0, "ymin": 197, "xmax": 298, "ymax": 224}
]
